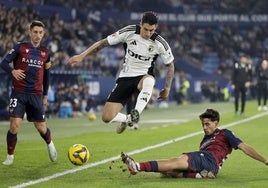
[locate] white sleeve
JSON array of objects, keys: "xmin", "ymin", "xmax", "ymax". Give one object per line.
[
  {"xmin": 107, "ymin": 31, "xmax": 124, "ymax": 45},
  {"xmin": 159, "ymin": 44, "xmax": 174, "ymax": 65},
  {"xmin": 107, "ymin": 25, "xmax": 135, "ymax": 45}
]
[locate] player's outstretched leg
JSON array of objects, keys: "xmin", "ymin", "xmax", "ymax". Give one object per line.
[{"xmin": 121, "ymin": 152, "xmax": 139, "ymax": 175}]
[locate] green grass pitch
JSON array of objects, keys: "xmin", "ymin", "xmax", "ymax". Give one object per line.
[{"xmin": 0, "ymin": 100, "xmax": 268, "ymax": 188}]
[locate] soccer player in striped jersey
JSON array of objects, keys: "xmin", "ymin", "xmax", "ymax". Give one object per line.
[
  {"xmin": 0, "ymin": 20, "xmax": 57, "ymax": 165},
  {"xmin": 121, "ymin": 109, "xmax": 268, "ymax": 178},
  {"xmin": 67, "ymin": 11, "xmax": 175, "ymax": 134}
]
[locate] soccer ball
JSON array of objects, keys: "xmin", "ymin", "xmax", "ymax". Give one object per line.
[
  {"xmin": 68, "ymin": 144, "xmax": 90, "ymax": 166},
  {"xmin": 88, "ymin": 113, "xmax": 97, "ymax": 121}
]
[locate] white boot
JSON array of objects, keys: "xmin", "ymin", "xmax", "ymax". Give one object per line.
[
  {"xmin": 2, "ymin": 154, "xmax": 14, "ymax": 165},
  {"xmin": 47, "ymin": 141, "xmax": 57, "ymax": 162}
]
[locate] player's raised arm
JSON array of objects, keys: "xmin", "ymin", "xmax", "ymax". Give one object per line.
[
  {"xmin": 158, "ymin": 61, "xmax": 174, "ymax": 100},
  {"xmin": 165, "ymin": 61, "xmax": 175, "ymax": 89},
  {"xmin": 67, "ymin": 38, "xmax": 110, "ymax": 66}
]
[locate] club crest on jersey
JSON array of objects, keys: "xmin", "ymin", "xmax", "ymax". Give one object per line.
[
  {"xmin": 26, "ymin": 49, "xmax": 29, "ymax": 53},
  {"xmin": 41, "ymin": 51, "xmax": 46, "ymax": 57},
  {"xmin": 148, "ymin": 45, "xmax": 154, "ymax": 52},
  {"xmin": 111, "ymin": 32, "xmax": 118, "ymax": 37}
]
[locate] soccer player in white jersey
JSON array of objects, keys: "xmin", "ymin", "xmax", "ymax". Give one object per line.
[{"xmin": 67, "ymin": 12, "xmax": 174, "ymax": 133}]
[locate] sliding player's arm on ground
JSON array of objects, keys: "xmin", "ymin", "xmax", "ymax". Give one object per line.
[{"xmin": 238, "ymin": 142, "xmax": 268, "ymax": 165}]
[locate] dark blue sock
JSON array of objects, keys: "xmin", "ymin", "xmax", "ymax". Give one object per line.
[{"xmin": 149, "ymin": 161, "xmax": 158, "ymax": 172}]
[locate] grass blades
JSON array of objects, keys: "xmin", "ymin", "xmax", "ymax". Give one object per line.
[{"xmin": 0, "ymin": 101, "xmax": 268, "ymax": 188}]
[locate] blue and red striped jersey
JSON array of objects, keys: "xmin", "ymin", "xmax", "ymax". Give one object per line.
[{"xmin": 1, "ymin": 42, "xmax": 51, "ymax": 95}]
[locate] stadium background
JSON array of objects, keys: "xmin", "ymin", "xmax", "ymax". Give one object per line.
[{"xmin": 0, "ymin": 0, "xmax": 268, "ymax": 119}]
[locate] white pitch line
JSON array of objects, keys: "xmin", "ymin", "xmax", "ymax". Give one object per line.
[
  {"xmin": 9, "ymin": 112, "xmax": 268, "ymax": 188},
  {"xmin": 141, "ymin": 119, "xmax": 188, "ymax": 123}
]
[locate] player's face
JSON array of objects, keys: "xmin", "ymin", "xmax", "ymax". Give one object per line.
[
  {"xmin": 201, "ymin": 118, "xmax": 218, "ymax": 135},
  {"xmin": 29, "ymin": 26, "xmax": 45, "ymax": 47},
  {"xmin": 140, "ymin": 23, "xmax": 157, "ymax": 40}
]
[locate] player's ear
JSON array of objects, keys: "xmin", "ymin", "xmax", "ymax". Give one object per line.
[
  {"xmin": 28, "ymin": 29, "xmax": 33, "ymax": 39},
  {"xmin": 42, "ymin": 29, "xmax": 46, "ymax": 38}
]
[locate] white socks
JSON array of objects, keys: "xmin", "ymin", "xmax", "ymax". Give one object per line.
[
  {"xmin": 109, "ymin": 112, "xmax": 128, "ymax": 123},
  {"xmin": 135, "ymin": 77, "xmax": 155, "ymax": 114}
]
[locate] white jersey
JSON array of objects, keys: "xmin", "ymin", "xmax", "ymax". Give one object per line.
[{"xmin": 107, "ymin": 25, "xmax": 174, "ymax": 78}]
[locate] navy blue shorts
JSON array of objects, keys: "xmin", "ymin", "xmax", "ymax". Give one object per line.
[
  {"xmin": 185, "ymin": 151, "xmax": 219, "ymax": 175},
  {"xmin": 9, "ymin": 90, "xmax": 46, "ymax": 122},
  {"xmin": 106, "ymin": 76, "xmax": 143, "ymax": 105}
]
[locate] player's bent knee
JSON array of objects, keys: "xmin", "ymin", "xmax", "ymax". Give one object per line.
[
  {"xmin": 102, "ymin": 113, "xmax": 112, "ymax": 123},
  {"xmin": 102, "ymin": 118, "xmax": 110, "ymax": 123},
  {"xmin": 143, "ymin": 76, "xmax": 155, "ymax": 89}
]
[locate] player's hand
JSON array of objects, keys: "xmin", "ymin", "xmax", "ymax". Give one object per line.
[
  {"xmin": 67, "ymin": 54, "xmax": 83, "ymax": 66},
  {"xmin": 12, "ymin": 69, "xmax": 25, "ymax": 80},
  {"xmin": 43, "ymin": 95, "xmax": 48, "ymax": 107},
  {"xmin": 158, "ymin": 88, "xmax": 170, "ymax": 100},
  {"xmin": 265, "ymin": 160, "xmax": 268, "ymax": 166}
]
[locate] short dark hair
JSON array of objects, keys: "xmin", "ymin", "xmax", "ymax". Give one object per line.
[
  {"xmin": 199, "ymin": 109, "xmax": 220, "ymax": 122},
  {"xmin": 30, "ymin": 20, "xmax": 45, "ymax": 29},
  {"xmin": 141, "ymin": 11, "xmax": 158, "ymax": 25}
]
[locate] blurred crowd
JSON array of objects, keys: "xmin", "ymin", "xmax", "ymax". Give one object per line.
[
  {"xmin": 0, "ymin": 0, "xmax": 268, "ymax": 118},
  {"xmin": 1, "ymin": 1, "xmax": 268, "ymax": 78},
  {"xmin": 14, "ymin": 0, "xmax": 268, "ymax": 13},
  {"xmin": 45, "ymin": 83, "xmax": 96, "ymax": 118}
]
